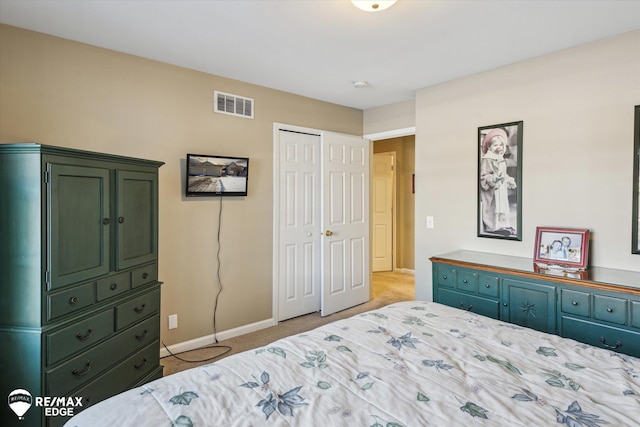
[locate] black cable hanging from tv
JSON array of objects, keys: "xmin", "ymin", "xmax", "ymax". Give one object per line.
[{"xmin": 161, "ymin": 195, "xmax": 231, "ymax": 363}]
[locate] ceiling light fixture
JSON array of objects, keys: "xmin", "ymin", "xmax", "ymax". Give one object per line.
[
  {"xmin": 353, "ymin": 81, "xmax": 368, "ymax": 89},
  {"xmin": 351, "ymin": 0, "xmax": 397, "ymax": 12}
]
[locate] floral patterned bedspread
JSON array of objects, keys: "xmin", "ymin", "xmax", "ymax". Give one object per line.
[{"xmin": 65, "ymin": 301, "xmax": 640, "ymax": 426}]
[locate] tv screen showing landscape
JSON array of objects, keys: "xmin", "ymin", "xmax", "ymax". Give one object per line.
[{"xmin": 186, "ymin": 153, "xmax": 249, "ymax": 197}]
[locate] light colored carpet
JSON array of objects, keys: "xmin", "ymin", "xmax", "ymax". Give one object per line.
[{"xmin": 161, "ymin": 271, "xmax": 415, "ymax": 376}]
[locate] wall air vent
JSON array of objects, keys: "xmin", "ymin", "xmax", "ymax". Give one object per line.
[{"xmin": 214, "ymin": 90, "xmax": 254, "ymax": 119}]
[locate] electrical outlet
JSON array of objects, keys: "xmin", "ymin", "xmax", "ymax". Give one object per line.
[
  {"xmin": 426, "ymin": 216, "xmax": 434, "ymax": 229},
  {"xmin": 168, "ymin": 314, "xmax": 178, "ymax": 330}
]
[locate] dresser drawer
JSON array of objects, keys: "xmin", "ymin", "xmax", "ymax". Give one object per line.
[
  {"xmin": 96, "ymin": 271, "xmax": 130, "ymax": 301},
  {"xmin": 47, "ymin": 309, "xmax": 114, "ymax": 366},
  {"xmin": 478, "ymin": 274, "xmax": 499, "ymax": 297},
  {"xmin": 438, "ymin": 288, "xmax": 500, "ymax": 319},
  {"xmin": 47, "ymin": 282, "xmax": 95, "ymax": 321},
  {"xmin": 115, "ymin": 288, "xmax": 160, "ymax": 330},
  {"xmin": 594, "ymin": 295, "xmax": 627, "ymax": 325},
  {"xmin": 456, "ymin": 271, "xmax": 476, "ymax": 293},
  {"xmin": 561, "ymin": 316, "xmax": 640, "ymax": 358},
  {"xmin": 436, "ymin": 265, "xmax": 455, "ymax": 288},
  {"xmin": 560, "ymin": 289, "xmax": 590, "ymax": 317},
  {"xmin": 132, "ymin": 263, "xmax": 157, "ymax": 288}
]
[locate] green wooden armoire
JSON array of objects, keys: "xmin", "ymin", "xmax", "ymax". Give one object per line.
[{"xmin": 0, "ymin": 144, "xmax": 164, "ymax": 427}]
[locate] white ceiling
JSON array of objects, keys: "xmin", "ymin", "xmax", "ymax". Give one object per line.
[{"xmin": 1, "ymin": 0, "xmax": 639, "ymax": 110}]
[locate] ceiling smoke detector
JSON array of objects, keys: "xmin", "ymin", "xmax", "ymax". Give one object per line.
[
  {"xmin": 351, "ymin": 1, "xmax": 397, "ymax": 12},
  {"xmin": 353, "ymin": 81, "xmax": 368, "ymax": 89}
]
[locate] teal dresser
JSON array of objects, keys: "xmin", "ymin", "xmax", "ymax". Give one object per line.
[
  {"xmin": 0, "ymin": 144, "xmax": 164, "ymax": 427},
  {"xmin": 431, "ymin": 250, "xmax": 640, "ymax": 358}
]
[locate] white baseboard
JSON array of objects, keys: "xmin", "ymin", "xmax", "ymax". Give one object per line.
[
  {"xmin": 160, "ymin": 318, "xmax": 276, "ymax": 358},
  {"xmin": 395, "ymin": 268, "xmax": 415, "ymax": 275}
]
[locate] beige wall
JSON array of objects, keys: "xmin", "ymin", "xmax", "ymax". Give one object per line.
[
  {"xmin": 0, "ymin": 25, "xmax": 362, "ymax": 345},
  {"xmin": 364, "ymin": 99, "xmax": 415, "ymax": 136},
  {"xmin": 373, "ymin": 136, "xmax": 415, "ymax": 270},
  {"xmin": 414, "ymin": 30, "xmax": 640, "ymax": 301}
]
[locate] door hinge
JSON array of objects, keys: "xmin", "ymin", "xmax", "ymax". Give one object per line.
[
  {"xmin": 44, "ymin": 170, "xmax": 51, "ymax": 183},
  {"xmin": 45, "ymin": 270, "xmax": 51, "ymax": 287}
]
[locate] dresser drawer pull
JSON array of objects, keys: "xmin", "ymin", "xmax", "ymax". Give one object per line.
[
  {"xmin": 69, "ymin": 296, "xmax": 79, "ymax": 305},
  {"xmin": 134, "ymin": 358, "xmax": 148, "ymax": 370},
  {"xmin": 75, "ymin": 327, "xmax": 94, "ymax": 341},
  {"xmin": 135, "ymin": 330, "xmax": 148, "ymax": 341},
  {"xmin": 572, "ymin": 301, "xmax": 578, "ymax": 306},
  {"xmin": 606, "ymin": 307, "xmax": 613, "ymax": 313},
  {"xmin": 459, "ymin": 302, "xmax": 473, "ymax": 311},
  {"xmin": 599, "ymin": 337, "xmax": 622, "ymax": 350},
  {"xmin": 118, "ymin": 216, "xmax": 125, "ymax": 224},
  {"xmin": 142, "ymin": 272, "xmax": 149, "ymax": 279},
  {"xmin": 134, "ymin": 303, "xmax": 146, "ymax": 314},
  {"xmin": 442, "ymin": 275, "xmax": 447, "ymax": 280},
  {"xmin": 110, "ymin": 283, "xmax": 118, "ymax": 291},
  {"xmin": 462, "ymin": 279, "xmax": 468, "ymax": 284},
  {"xmin": 72, "ymin": 361, "xmax": 92, "ymax": 377},
  {"xmin": 484, "ymin": 284, "xmax": 490, "ymax": 288}
]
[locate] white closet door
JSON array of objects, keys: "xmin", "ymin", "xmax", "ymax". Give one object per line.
[
  {"xmin": 320, "ymin": 132, "xmax": 370, "ymax": 316},
  {"xmin": 277, "ymin": 130, "xmax": 321, "ymax": 321}
]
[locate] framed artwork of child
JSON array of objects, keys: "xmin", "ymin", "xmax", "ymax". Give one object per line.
[{"xmin": 477, "ymin": 121, "xmax": 523, "ymax": 240}]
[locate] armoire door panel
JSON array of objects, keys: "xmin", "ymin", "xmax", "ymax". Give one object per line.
[{"xmin": 48, "ymin": 164, "xmax": 110, "ymax": 289}]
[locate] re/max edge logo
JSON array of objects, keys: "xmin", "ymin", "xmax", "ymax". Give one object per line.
[{"xmin": 8, "ymin": 389, "xmax": 83, "ymax": 420}]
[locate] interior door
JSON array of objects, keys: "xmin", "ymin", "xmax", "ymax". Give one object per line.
[
  {"xmin": 320, "ymin": 132, "xmax": 370, "ymax": 316},
  {"xmin": 372, "ymin": 153, "xmax": 393, "ymax": 272},
  {"xmin": 277, "ymin": 130, "xmax": 322, "ymax": 321}
]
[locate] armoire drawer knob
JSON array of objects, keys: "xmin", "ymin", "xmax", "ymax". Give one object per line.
[
  {"xmin": 118, "ymin": 216, "xmax": 125, "ymax": 224},
  {"xmin": 606, "ymin": 307, "xmax": 613, "ymax": 313},
  {"xmin": 572, "ymin": 301, "xmax": 578, "ymax": 306},
  {"xmin": 69, "ymin": 296, "xmax": 79, "ymax": 305},
  {"xmin": 110, "ymin": 283, "xmax": 118, "ymax": 291}
]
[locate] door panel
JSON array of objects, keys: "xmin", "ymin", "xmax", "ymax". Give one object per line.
[
  {"xmin": 321, "ymin": 133, "xmax": 370, "ymax": 316},
  {"xmin": 48, "ymin": 164, "xmax": 110, "ymax": 289},
  {"xmin": 277, "ymin": 131, "xmax": 321, "ymax": 321},
  {"xmin": 116, "ymin": 171, "xmax": 158, "ymax": 270}
]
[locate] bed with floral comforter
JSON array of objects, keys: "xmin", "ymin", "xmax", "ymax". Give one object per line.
[{"xmin": 65, "ymin": 301, "xmax": 640, "ymax": 426}]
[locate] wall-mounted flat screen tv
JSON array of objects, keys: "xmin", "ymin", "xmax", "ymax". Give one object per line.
[{"xmin": 186, "ymin": 153, "xmax": 249, "ymax": 197}]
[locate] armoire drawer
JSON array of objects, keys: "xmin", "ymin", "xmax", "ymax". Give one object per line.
[
  {"xmin": 115, "ymin": 288, "xmax": 160, "ymax": 330},
  {"xmin": 96, "ymin": 271, "xmax": 130, "ymax": 301},
  {"xmin": 46, "ymin": 318, "xmax": 158, "ymax": 396},
  {"xmin": 47, "ymin": 281, "xmax": 95, "ymax": 321},
  {"xmin": 118, "ymin": 314, "xmax": 160, "ymax": 355},
  {"xmin": 51, "ymin": 341, "xmax": 161, "ymax": 427},
  {"xmin": 132, "ymin": 263, "xmax": 157, "ymax": 288},
  {"xmin": 46, "ymin": 309, "xmax": 114, "ymax": 366}
]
